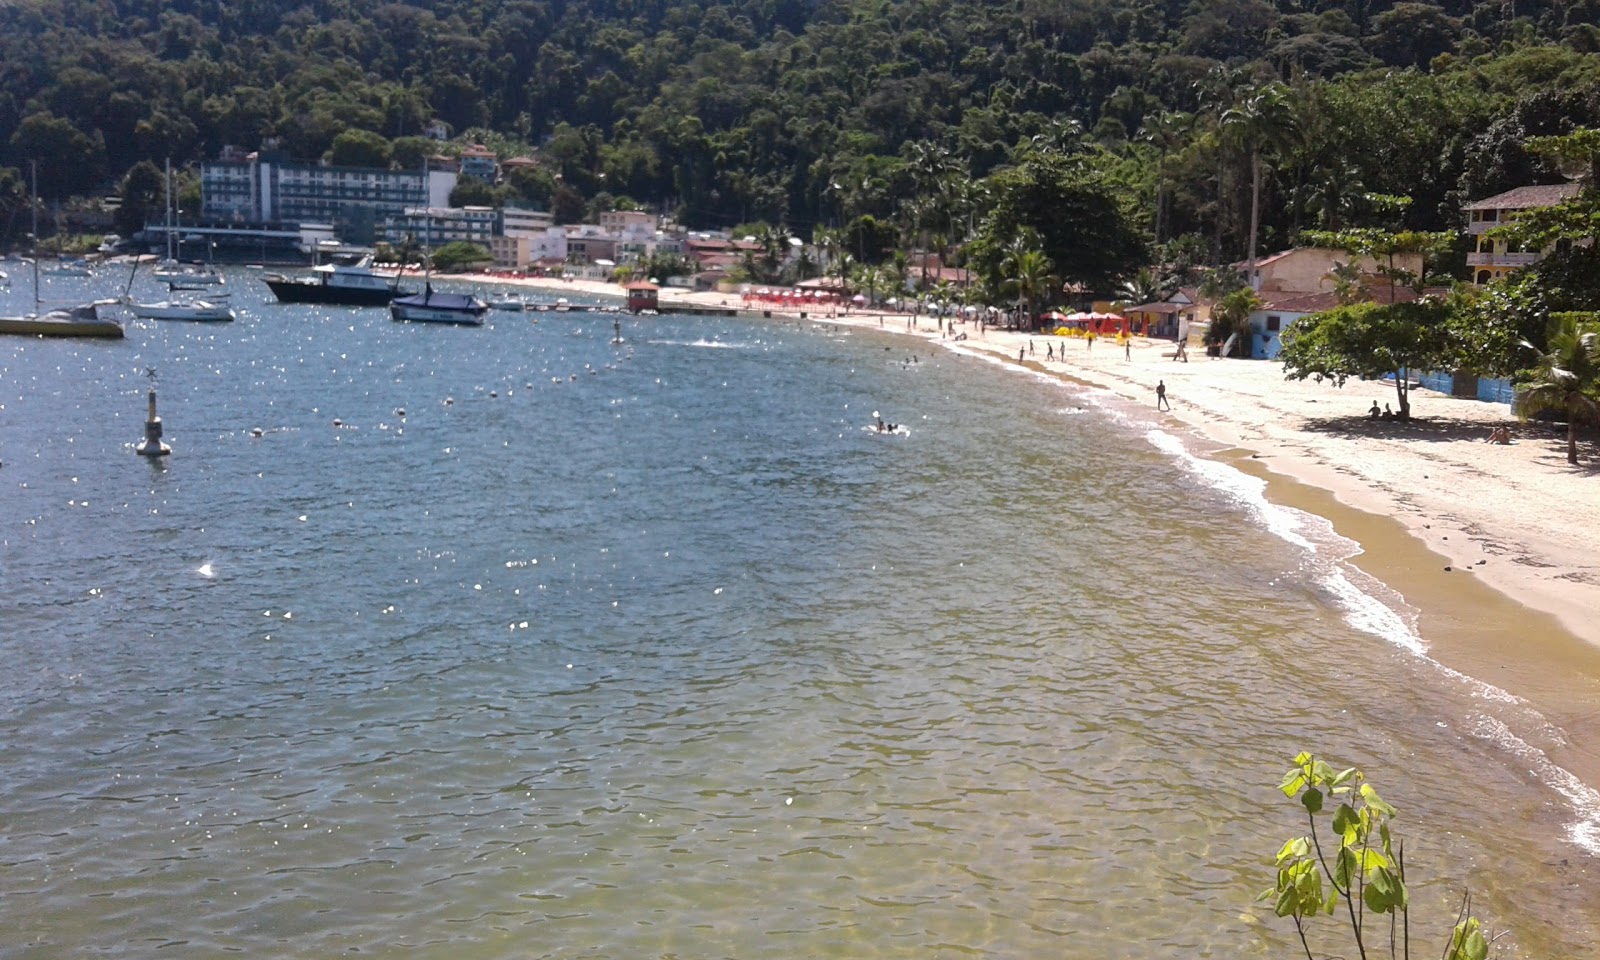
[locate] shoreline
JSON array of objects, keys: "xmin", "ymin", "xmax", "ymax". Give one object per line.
[
  {"xmin": 444, "ymin": 271, "xmax": 1600, "ymax": 790},
  {"xmin": 462, "ymin": 273, "xmax": 1600, "ymax": 646}
]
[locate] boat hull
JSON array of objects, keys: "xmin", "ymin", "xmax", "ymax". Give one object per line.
[
  {"xmin": 389, "ymin": 302, "xmax": 487, "ymax": 325},
  {"xmin": 390, "ymin": 289, "xmax": 489, "ymax": 325},
  {"xmin": 130, "ymin": 303, "xmax": 235, "ymax": 322},
  {"xmin": 0, "ymin": 315, "xmax": 124, "ymax": 338},
  {"xmin": 264, "ymin": 277, "xmax": 410, "ymax": 306}
]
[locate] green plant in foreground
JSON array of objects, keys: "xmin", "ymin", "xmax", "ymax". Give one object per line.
[{"xmin": 1262, "ymin": 753, "xmax": 1491, "ymax": 960}]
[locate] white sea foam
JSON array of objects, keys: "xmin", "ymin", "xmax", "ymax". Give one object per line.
[
  {"xmin": 648, "ymin": 338, "xmax": 745, "ymax": 349},
  {"xmin": 1470, "ymin": 714, "xmax": 1600, "ymax": 854},
  {"xmin": 1144, "ymin": 421, "xmax": 1600, "ymax": 856}
]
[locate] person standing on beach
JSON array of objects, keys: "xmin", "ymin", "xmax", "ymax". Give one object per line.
[
  {"xmin": 1156, "ymin": 380, "xmax": 1170, "ymax": 411},
  {"xmin": 1123, "ymin": 336, "xmax": 1131, "ymax": 360},
  {"xmin": 1047, "ymin": 343, "xmax": 1054, "ymax": 360},
  {"xmin": 1019, "ymin": 347, "xmax": 1025, "ymax": 362}
]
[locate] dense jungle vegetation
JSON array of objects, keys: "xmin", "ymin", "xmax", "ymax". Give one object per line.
[{"xmin": 5, "ymin": 0, "xmax": 1600, "ymax": 282}]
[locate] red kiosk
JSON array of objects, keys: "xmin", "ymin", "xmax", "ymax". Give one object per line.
[{"xmin": 625, "ymin": 281, "xmax": 660, "ymax": 314}]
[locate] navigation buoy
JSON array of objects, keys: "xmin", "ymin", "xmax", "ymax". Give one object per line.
[{"xmin": 136, "ymin": 389, "xmax": 171, "ymax": 457}]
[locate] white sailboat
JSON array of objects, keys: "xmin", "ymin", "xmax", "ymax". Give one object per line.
[
  {"xmin": 0, "ymin": 162, "xmax": 124, "ymax": 339},
  {"xmin": 151, "ymin": 160, "xmax": 223, "ymax": 288},
  {"xmin": 129, "ymin": 295, "xmax": 235, "ymax": 322}
]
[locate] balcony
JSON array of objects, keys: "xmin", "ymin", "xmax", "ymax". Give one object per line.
[{"xmin": 1466, "ymin": 251, "xmax": 1542, "ymax": 268}]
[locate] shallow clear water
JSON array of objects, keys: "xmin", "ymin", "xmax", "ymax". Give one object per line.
[{"xmin": 1, "ymin": 271, "xmax": 1596, "ymax": 957}]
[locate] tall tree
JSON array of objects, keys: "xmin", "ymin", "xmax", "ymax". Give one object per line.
[{"xmin": 1220, "ymin": 83, "xmax": 1299, "ymax": 288}]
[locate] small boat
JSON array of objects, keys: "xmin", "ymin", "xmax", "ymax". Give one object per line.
[
  {"xmin": 554, "ymin": 297, "xmax": 572, "ymax": 312},
  {"xmin": 488, "ymin": 295, "xmax": 528, "ymax": 311},
  {"xmin": 129, "ymin": 296, "xmax": 235, "ymax": 322},
  {"xmin": 263, "ymin": 256, "xmax": 411, "ymax": 306},
  {"xmin": 390, "ymin": 284, "xmax": 488, "ymax": 325},
  {"xmin": 41, "ymin": 258, "xmax": 94, "ymax": 278},
  {"xmin": 152, "ymin": 259, "xmax": 224, "ymax": 286},
  {"xmin": 0, "ymin": 300, "xmax": 124, "ymax": 338}
]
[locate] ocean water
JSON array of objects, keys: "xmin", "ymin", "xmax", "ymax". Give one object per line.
[{"xmin": 0, "ymin": 270, "xmax": 1596, "ymax": 958}]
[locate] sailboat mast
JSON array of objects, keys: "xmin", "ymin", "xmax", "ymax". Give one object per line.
[
  {"xmin": 29, "ymin": 159, "xmax": 39, "ymax": 309},
  {"xmin": 164, "ymin": 158, "xmax": 174, "ymax": 262}
]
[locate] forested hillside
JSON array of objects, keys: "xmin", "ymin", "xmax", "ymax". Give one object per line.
[{"xmin": 5, "ymin": 0, "xmax": 1600, "ymax": 268}]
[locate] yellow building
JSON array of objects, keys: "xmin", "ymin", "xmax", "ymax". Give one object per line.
[{"xmin": 1465, "ymin": 183, "xmax": 1580, "ymax": 285}]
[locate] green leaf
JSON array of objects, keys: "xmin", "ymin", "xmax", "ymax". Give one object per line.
[
  {"xmin": 1331, "ymin": 767, "xmax": 1358, "ymax": 787},
  {"xmin": 1463, "ymin": 927, "xmax": 1488, "ymax": 960},
  {"xmin": 1361, "ymin": 848, "xmax": 1390, "ymax": 872},
  {"xmin": 1279, "ymin": 768, "xmax": 1307, "ymax": 797},
  {"xmin": 1274, "ymin": 884, "xmax": 1300, "ymax": 918},
  {"xmin": 1364, "ymin": 878, "xmax": 1393, "ymax": 914},
  {"xmin": 1334, "ymin": 846, "xmax": 1357, "ymax": 890},
  {"xmin": 1360, "ymin": 783, "xmax": 1399, "ymax": 817},
  {"xmin": 1301, "ymin": 787, "xmax": 1324, "ymax": 815}
]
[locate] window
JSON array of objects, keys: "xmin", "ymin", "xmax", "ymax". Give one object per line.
[{"xmin": 1265, "ymin": 316, "xmax": 1281, "ymax": 332}]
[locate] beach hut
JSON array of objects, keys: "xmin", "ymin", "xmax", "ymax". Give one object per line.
[{"xmin": 625, "ymin": 281, "xmax": 660, "ymax": 314}]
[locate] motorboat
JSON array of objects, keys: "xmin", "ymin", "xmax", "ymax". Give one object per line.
[
  {"xmin": 0, "ymin": 300, "xmax": 125, "ymax": 338},
  {"xmin": 129, "ymin": 295, "xmax": 235, "ymax": 322},
  {"xmin": 263, "ymin": 256, "xmax": 411, "ymax": 306},
  {"xmin": 554, "ymin": 297, "xmax": 572, "ymax": 312},
  {"xmin": 488, "ymin": 295, "xmax": 528, "ymax": 311},
  {"xmin": 390, "ymin": 284, "xmax": 488, "ymax": 325}
]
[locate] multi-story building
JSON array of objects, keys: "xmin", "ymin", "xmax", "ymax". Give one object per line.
[
  {"xmin": 459, "ymin": 144, "xmax": 499, "ymax": 183},
  {"xmin": 1464, "ymin": 183, "xmax": 1580, "ymax": 285},
  {"xmin": 598, "ymin": 211, "xmax": 658, "ymax": 233},
  {"xmin": 502, "ymin": 207, "xmax": 555, "ymax": 239},
  {"xmin": 384, "ymin": 206, "xmax": 498, "ymax": 247},
  {"xmin": 565, "ymin": 225, "xmax": 617, "ymax": 265},
  {"xmin": 201, "ymin": 148, "xmax": 457, "ymax": 244},
  {"xmin": 490, "ymin": 235, "xmax": 531, "ymax": 270}
]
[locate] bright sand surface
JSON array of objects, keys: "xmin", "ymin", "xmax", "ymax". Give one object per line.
[{"xmin": 456, "ymin": 272, "xmax": 1600, "ymax": 778}]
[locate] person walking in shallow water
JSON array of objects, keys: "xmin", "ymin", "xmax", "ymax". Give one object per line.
[{"xmin": 1156, "ymin": 379, "xmax": 1170, "ymax": 411}]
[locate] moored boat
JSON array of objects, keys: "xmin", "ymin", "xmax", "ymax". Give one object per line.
[
  {"xmin": 390, "ymin": 284, "xmax": 488, "ymax": 325},
  {"xmin": 129, "ymin": 296, "xmax": 235, "ymax": 322},
  {"xmin": 41, "ymin": 258, "xmax": 94, "ymax": 278},
  {"xmin": 264, "ymin": 257, "xmax": 412, "ymax": 306},
  {"xmin": 152, "ymin": 260, "xmax": 224, "ymax": 286},
  {"xmin": 0, "ymin": 300, "xmax": 125, "ymax": 338}
]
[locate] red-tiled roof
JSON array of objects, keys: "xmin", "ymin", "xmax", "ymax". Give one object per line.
[
  {"xmin": 1464, "ymin": 183, "xmax": 1580, "ymax": 211},
  {"xmin": 1260, "ymin": 286, "xmax": 1447, "ymax": 313}
]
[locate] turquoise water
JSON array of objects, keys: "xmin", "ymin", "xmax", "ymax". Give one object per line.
[{"xmin": 0, "ymin": 270, "xmax": 1596, "ymax": 957}]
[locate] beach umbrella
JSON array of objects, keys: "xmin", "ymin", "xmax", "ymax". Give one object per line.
[{"xmin": 852, "ymin": 294, "xmax": 867, "ymax": 304}]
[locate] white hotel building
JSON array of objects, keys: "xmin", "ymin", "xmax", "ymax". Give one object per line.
[{"xmin": 202, "ymin": 148, "xmax": 457, "ymax": 244}]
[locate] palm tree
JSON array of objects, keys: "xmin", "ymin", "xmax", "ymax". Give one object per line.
[
  {"xmin": 1137, "ymin": 111, "xmax": 1194, "ymax": 245},
  {"xmin": 1116, "ymin": 267, "xmax": 1164, "ymax": 307},
  {"xmin": 1007, "ymin": 247, "xmax": 1058, "ymax": 331},
  {"xmin": 1220, "ymin": 83, "xmax": 1299, "ymax": 291},
  {"xmin": 1515, "ymin": 318, "xmax": 1600, "ymax": 465}
]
